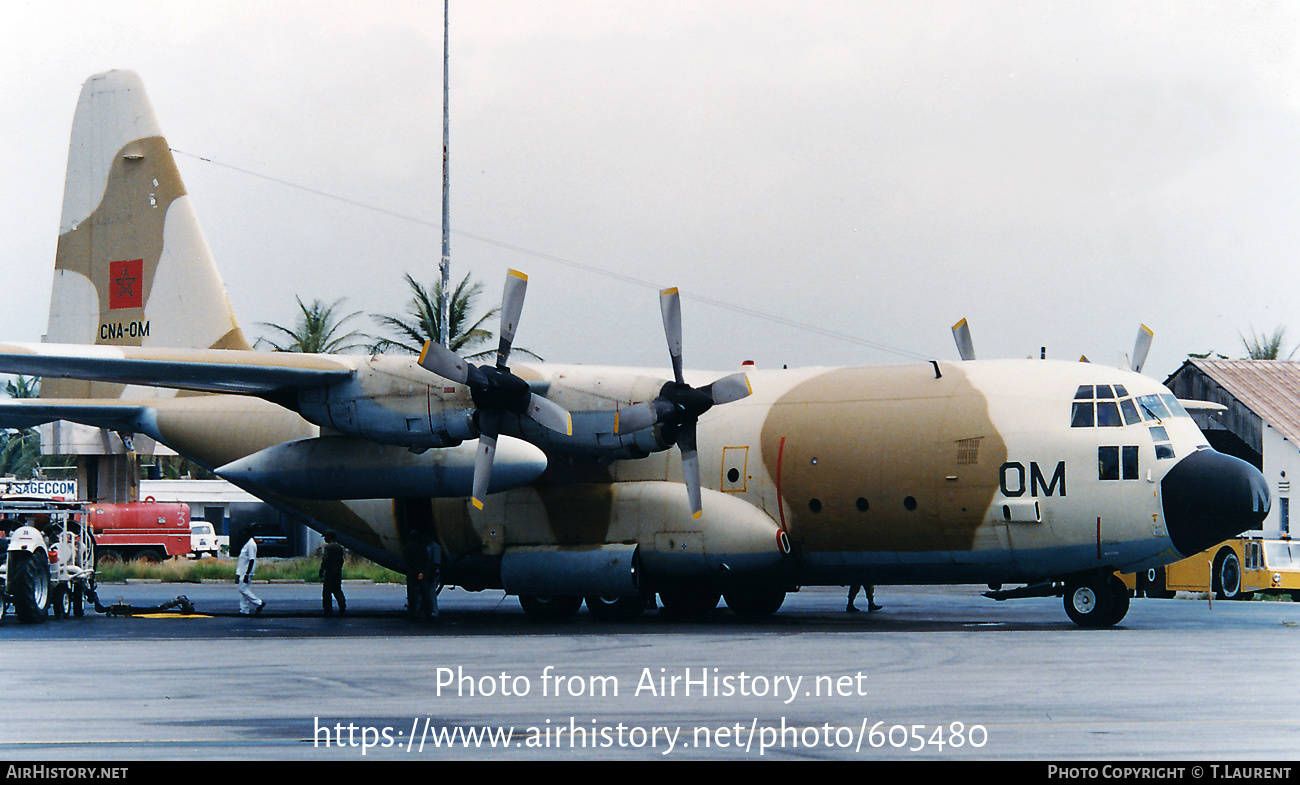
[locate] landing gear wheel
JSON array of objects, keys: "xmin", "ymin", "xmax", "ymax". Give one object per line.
[
  {"xmin": 1063, "ymin": 573, "xmax": 1130, "ymax": 628},
  {"xmin": 657, "ymin": 586, "xmax": 721, "ymax": 618},
  {"xmin": 9, "ymin": 551, "xmax": 50, "ymax": 624},
  {"xmin": 1213, "ymin": 549, "xmax": 1243, "ymax": 600},
  {"xmin": 517, "ymin": 594, "xmax": 582, "ymax": 621},
  {"xmin": 584, "ymin": 594, "xmax": 645, "ymax": 622},
  {"xmin": 723, "ymin": 586, "xmax": 786, "ymax": 618}
]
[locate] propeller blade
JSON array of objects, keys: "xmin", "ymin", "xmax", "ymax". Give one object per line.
[
  {"xmin": 614, "ymin": 401, "xmax": 660, "ymax": 436},
  {"xmin": 471, "ymin": 409, "xmax": 502, "ymax": 510},
  {"xmin": 677, "ymin": 423, "xmax": 702, "ymax": 519},
  {"xmin": 527, "ymin": 392, "xmax": 573, "ymax": 436},
  {"xmin": 497, "ymin": 269, "xmax": 528, "ymax": 367},
  {"xmin": 703, "ymin": 372, "xmax": 752, "ymax": 405},
  {"xmin": 1131, "ymin": 324, "xmax": 1153, "ymax": 373},
  {"xmin": 952, "ymin": 318, "xmax": 976, "ymax": 361},
  {"xmin": 418, "ymin": 340, "xmax": 469, "ymax": 383},
  {"xmin": 660, "ymin": 287, "xmax": 685, "ymax": 384}
]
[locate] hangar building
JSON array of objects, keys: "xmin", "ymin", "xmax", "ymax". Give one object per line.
[{"xmin": 1165, "ymin": 358, "xmax": 1299, "ymax": 540}]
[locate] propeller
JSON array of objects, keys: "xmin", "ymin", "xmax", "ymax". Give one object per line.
[
  {"xmin": 418, "ymin": 269, "xmax": 572, "ymax": 509},
  {"xmin": 615, "ymin": 287, "xmax": 752, "ymax": 518},
  {"xmin": 1130, "ymin": 324, "xmax": 1154, "ymax": 374},
  {"xmin": 954, "ymin": 318, "xmax": 1154, "ymax": 374},
  {"xmin": 952, "ymin": 318, "xmax": 976, "ymax": 361}
]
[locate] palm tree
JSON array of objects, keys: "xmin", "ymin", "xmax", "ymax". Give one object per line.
[
  {"xmin": 257, "ymin": 297, "xmax": 370, "ymax": 354},
  {"xmin": 373, "ymin": 272, "xmax": 541, "ymax": 361},
  {"xmin": 1, "ymin": 375, "xmax": 42, "ymax": 478},
  {"xmin": 1241, "ymin": 327, "xmax": 1296, "ymax": 360}
]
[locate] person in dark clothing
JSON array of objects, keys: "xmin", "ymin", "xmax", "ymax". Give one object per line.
[
  {"xmin": 846, "ymin": 584, "xmax": 882, "ymax": 612},
  {"xmin": 320, "ymin": 531, "xmax": 347, "ymax": 616},
  {"xmin": 402, "ymin": 529, "xmax": 441, "ymax": 621}
]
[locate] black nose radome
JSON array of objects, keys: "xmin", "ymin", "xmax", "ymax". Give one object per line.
[{"xmin": 1161, "ymin": 449, "xmax": 1269, "ymax": 558}]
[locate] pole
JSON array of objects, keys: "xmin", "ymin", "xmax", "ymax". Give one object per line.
[{"xmin": 439, "ymin": 0, "xmax": 451, "ymax": 347}]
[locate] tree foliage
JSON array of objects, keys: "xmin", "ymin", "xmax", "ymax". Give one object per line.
[
  {"xmin": 373, "ymin": 272, "xmax": 540, "ymax": 361},
  {"xmin": 1, "ymin": 376, "xmax": 42, "ymax": 478},
  {"xmin": 1240, "ymin": 327, "xmax": 1296, "ymax": 360},
  {"xmin": 257, "ymin": 297, "xmax": 370, "ymax": 354}
]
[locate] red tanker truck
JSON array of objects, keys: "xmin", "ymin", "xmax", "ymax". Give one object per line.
[{"xmin": 86, "ymin": 499, "xmax": 192, "ymax": 563}]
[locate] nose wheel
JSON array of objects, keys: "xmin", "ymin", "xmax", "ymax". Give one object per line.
[{"xmin": 1063, "ymin": 572, "xmax": 1130, "ymax": 628}]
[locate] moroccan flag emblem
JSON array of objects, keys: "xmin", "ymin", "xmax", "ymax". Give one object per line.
[{"xmin": 109, "ymin": 259, "xmax": 144, "ymax": 310}]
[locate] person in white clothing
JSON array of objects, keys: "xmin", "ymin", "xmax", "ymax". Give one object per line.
[{"xmin": 237, "ymin": 533, "xmax": 266, "ymax": 615}]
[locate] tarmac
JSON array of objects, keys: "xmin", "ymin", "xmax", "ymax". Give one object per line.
[{"xmin": 1, "ymin": 581, "xmax": 1297, "ymax": 761}]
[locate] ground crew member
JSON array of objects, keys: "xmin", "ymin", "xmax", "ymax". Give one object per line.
[
  {"xmin": 846, "ymin": 584, "xmax": 881, "ymax": 612},
  {"xmin": 237, "ymin": 532, "xmax": 266, "ymax": 615},
  {"xmin": 402, "ymin": 528, "xmax": 440, "ymax": 621},
  {"xmin": 320, "ymin": 531, "xmax": 346, "ymax": 616}
]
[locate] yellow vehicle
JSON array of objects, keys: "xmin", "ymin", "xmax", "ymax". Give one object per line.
[{"xmin": 1123, "ymin": 538, "xmax": 1300, "ymax": 600}]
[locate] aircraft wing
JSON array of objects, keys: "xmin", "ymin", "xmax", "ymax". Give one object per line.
[
  {"xmin": 0, "ymin": 343, "xmax": 355, "ymax": 396},
  {"xmin": 0, "ymin": 399, "xmax": 153, "ymax": 431}
]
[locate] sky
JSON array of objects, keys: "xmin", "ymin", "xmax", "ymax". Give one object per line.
[{"xmin": 4, "ymin": 1, "xmax": 1300, "ymax": 377}]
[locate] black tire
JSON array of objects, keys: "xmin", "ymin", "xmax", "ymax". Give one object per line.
[
  {"xmin": 1063, "ymin": 573, "xmax": 1129, "ymax": 628},
  {"xmin": 50, "ymin": 585, "xmax": 72, "ymax": 620},
  {"xmin": 1213, "ymin": 549, "xmax": 1243, "ymax": 600},
  {"xmin": 132, "ymin": 549, "xmax": 164, "ymax": 564},
  {"xmin": 1143, "ymin": 567, "xmax": 1176, "ymax": 599},
  {"xmin": 71, "ymin": 585, "xmax": 85, "ymax": 617},
  {"xmin": 657, "ymin": 586, "xmax": 721, "ymax": 618},
  {"xmin": 96, "ymin": 549, "xmax": 123, "ymax": 567},
  {"xmin": 723, "ymin": 586, "xmax": 787, "ymax": 618},
  {"xmin": 518, "ymin": 594, "xmax": 583, "ymax": 621},
  {"xmin": 584, "ymin": 594, "xmax": 645, "ymax": 622},
  {"xmin": 9, "ymin": 551, "xmax": 50, "ymax": 624}
]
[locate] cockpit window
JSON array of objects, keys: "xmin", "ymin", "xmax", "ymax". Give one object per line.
[
  {"xmin": 1137, "ymin": 394, "xmax": 1171, "ymax": 421},
  {"xmin": 1072, "ymin": 386, "xmax": 1188, "ymax": 429},
  {"xmin": 1160, "ymin": 394, "xmax": 1188, "ymax": 418},
  {"xmin": 1096, "ymin": 401, "xmax": 1122, "ymax": 427}
]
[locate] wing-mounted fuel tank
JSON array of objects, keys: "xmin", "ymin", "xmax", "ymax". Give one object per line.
[
  {"xmin": 295, "ymin": 355, "xmax": 477, "ymax": 449},
  {"xmin": 215, "ymin": 434, "xmax": 547, "ymax": 500}
]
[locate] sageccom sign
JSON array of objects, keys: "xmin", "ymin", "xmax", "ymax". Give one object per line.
[{"xmin": 5, "ymin": 480, "xmax": 78, "ymax": 498}]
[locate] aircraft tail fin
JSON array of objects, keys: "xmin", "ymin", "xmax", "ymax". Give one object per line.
[{"xmin": 44, "ymin": 69, "xmax": 250, "ymax": 400}]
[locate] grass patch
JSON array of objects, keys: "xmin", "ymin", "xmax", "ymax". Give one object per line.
[{"xmin": 95, "ymin": 556, "xmax": 404, "ymax": 584}]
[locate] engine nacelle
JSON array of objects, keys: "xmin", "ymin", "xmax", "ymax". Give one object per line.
[{"xmin": 296, "ymin": 357, "xmax": 477, "ymax": 449}]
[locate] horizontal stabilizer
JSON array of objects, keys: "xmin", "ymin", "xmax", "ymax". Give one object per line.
[{"xmin": 0, "ymin": 343, "xmax": 354, "ymax": 396}]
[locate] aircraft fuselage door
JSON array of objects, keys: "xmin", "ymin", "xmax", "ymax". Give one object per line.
[{"xmin": 721, "ymin": 446, "xmax": 749, "ymax": 493}]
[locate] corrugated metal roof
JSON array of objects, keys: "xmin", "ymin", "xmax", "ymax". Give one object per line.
[{"xmin": 1170, "ymin": 359, "xmax": 1300, "ymax": 446}]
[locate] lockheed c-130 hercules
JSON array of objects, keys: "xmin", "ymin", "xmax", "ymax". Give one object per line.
[{"xmin": 0, "ymin": 70, "xmax": 1270, "ymax": 627}]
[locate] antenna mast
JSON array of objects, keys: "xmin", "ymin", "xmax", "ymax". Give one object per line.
[{"xmin": 439, "ymin": 0, "xmax": 451, "ymax": 347}]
